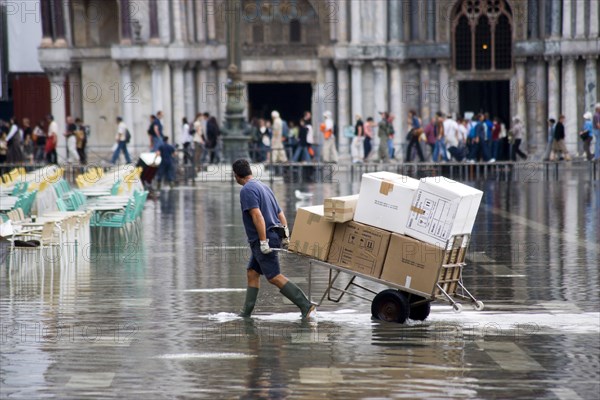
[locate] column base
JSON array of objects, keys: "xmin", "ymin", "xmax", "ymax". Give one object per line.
[
  {"xmin": 120, "ymin": 39, "xmax": 132, "ymax": 46},
  {"xmin": 54, "ymin": 38, "xmax": 68, "ymax": 48}
]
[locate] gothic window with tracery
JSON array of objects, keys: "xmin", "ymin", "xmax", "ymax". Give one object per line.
[{"xmin": 453, "ymin": 0, "xmax": 513, "ymax": 71}]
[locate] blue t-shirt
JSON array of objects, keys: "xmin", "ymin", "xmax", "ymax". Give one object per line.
[
  {"xmin": 240, "ymin": 179, "xmax": 282, "ymax": 243},
  {"xmin": 159, "ymin": 143, "xmax": 175, "ymax": 164},
  {"xmin": 582, "ymin": 120, "xmax": 593, "ymax": 137},
  {"xmin": 412, "ymin": 116, "xmax": 420, "ymax": 129},
  {"xmin": 485, "ymin": 119, "xmax": 493, "ymax": 140}
]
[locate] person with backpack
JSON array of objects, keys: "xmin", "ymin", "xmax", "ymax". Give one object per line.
[{"xmin": 112, "ymin": 116, "xmax": 132, "ymax": 164}]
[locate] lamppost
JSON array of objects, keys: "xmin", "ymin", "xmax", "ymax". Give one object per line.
[{"xmin": 221, "ymin": 0, "xmax": 250, "ymax": 162}]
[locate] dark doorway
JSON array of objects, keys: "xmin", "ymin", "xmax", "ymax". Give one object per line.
[
  {"xmin": 247, "ymin": 83, "xmax": 312, "ymax": 123},
  {"xmin": 459, "ymin": 80, "xmax": 510, "ymax": 125}
]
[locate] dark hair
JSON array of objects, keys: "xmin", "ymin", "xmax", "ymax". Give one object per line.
[
  {"xmin": 203, "ymin": 112, "xmax": 210, "ymax": 118},
  {"xmin": 163, "ymin": 136, "xmax": 169, "ymax": 142},
  {"xmin": 117, "ymin": 116, "xmax": 123, "ymax": 122},
  {"xmin": 182, "ymin": 117, "xmax": 188, "ymax": 124},
  {"xmin": 233, "ymin": 159, "xmax": 252, "ymax": 178},
  {"xmin": 75, "ymin": 118, "xmax": 82, "ymax": 123},
  {"xmin": 549, "ymin": 118, "xmax": 556, "ymax": 123},
  {"xmin": 366, "ymin": 117, "xmax": 374, "ymax": 122}
]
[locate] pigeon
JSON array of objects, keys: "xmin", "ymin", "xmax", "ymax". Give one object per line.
[{"xmin": 295, "ymin": 190, "xmax": 313, "ymax": 200}]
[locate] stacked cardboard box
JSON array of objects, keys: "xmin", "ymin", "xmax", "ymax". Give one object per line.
[{"xmin": 289, "ymin": 173, "xmax": 482, "ymax": 292}]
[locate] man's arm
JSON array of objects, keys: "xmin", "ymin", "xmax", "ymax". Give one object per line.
[
  {"xmin": 277, "ymin": 211, "xmax": 287, "ymax": 227},
  {"xmin": 249, "ymin": 208, "xmax": 267, "ymax": 241}
]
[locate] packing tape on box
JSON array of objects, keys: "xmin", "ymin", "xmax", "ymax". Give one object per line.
[
  {"xmin": 379, "ymin": 180, "xmax": 395, "ymax": 195},
  {"xmin": 404, "ymin": 275, "xmax": 412, "ymax": 288},
  {"xmin": 410, "ymin": 206, "xmax": 425, "ymax": 214}
]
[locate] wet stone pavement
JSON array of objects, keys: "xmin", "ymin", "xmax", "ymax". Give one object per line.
[{"xmin": 1, "ymin": 171, "xmax": 599, "ymax": 399}]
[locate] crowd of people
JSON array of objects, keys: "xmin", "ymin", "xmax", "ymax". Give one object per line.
[{"xmin": 2, "ymin": 103, "xmax": 598, "ymax": 168}]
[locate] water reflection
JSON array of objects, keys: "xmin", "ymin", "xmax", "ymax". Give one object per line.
[{"xmin": 0, "ymin": 176, "xmax": 598, "ymax": 398}]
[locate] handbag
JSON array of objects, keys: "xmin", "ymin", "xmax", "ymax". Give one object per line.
[{"xmin": 579, "ymin": 130, "xmax": 590, "ymax": 141}]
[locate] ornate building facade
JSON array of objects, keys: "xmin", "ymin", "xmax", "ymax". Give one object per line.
[{"xmin": 37, "ymin": 0, "xmax": 599, "ymax": 158}]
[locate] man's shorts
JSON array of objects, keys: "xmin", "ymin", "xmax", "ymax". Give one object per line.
[{"xmin": 247, "ymin": 235, "xmax": 281, "ymax": 280}]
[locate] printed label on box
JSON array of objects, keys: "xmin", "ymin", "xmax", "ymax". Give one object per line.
[{"xmin": 406, "ymin": 189, "xmax": 458, "ymax": 242}]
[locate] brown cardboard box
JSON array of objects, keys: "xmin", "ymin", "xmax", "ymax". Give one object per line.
[
  {"xmin": 289, "ymin": 205, "xmax": 335, "ymax": 261},
  {"xmin": 324, "ymin": 194, "xmax": 359, "ymax": 223},
  {"xmin": 380, "ymin": 234, "xmax": 445, "ymax": 296},
  {"xmin": 327, "ymin": 221, "xmax": 391, "ymax": 278}
]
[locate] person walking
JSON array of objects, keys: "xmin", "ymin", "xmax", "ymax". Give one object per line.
[
  {"xmin": 156, "ymin": 136, "xmax": 176, "ymax": 189},
  {"xmin": 351, "ymin": 115, "xmax": 365, "ymax": 163},
  {"xmin": 320, "ymin": 111, "xmax": 338, "ymax": 163},
  {"xmin": 45, "ymin": 115, "xmax": 58, "ymax": 164},
  {"xmin": 387, "ymin": 113, "xmax": 396, "ymax": 159},
  {"xmin": 509, "ymin": 116, "xmax": 528, "ymax": 161},
  {"xmin": 64, "ymin": 116, "xmax": 80, "ymax": 163},
  {"xmin": 270, "ymin": 111, "xmax": 287, "ymax": 163},
  {"xmin": 543, "ymin": 118, "xmax": 556, "ymax": 161},
  {"xmin": 22, "ymin": 118, "xmax": 34, "ymax": 163},
  {"xmin": 432, "ymin": 112, "xmax": 449, "ymax": 162},
  {"xmin": 75, "ymin": 118, "xmax": 87, "ymax": 164},
  {"xmin": 405, "ymin": 110, "xmax": 425, "ymax": 162},
  {"xmin": 363, "ymin": 117, "xmax": 374, "ymax": 161},
  {"xmin": 193, "ymin": 113, "xmax": 206, "ymax": 170},
  {"xmin": 33, "ymin": 121, "xmax": 46, "ymax": 163},
  {"xmin": 593, "ymin": 104, "xmax": 600, "ymax": 161},
  {"xmin": 292, "ymin": 118, "xmax": 311, "ymax": 162},
  {"xmin": 111, "ymin": 117, "xmax": 132, "ymax": 164},
  {"xmin": 444, "ymin": 114, "xmax": 464, "ymax": 161},
  {"xmin": 148, "ymin": 115, "xmax": 163, "ymax": 151},
  {"xmin": 580, "ymin": 112, "xmax": 594, "ymax": 161},
  {"xmin": 423, "ymin": 117, "xmax": 436, "ymax": 161},
  {"xmin": 179, "ymin": 117, "xmax": 193, "ymax": 165},
  {"xmin": 206, "ymin": 116, "xmax": 221, "ymax": 164},
  {"xmin": 550, "ymin": 115, "xmax": 571, "ymax": 161},
  {"xmin": 377, "ymin": 112, "xmax": 390, "ymax": 163},
  {"xmin": 6, "ymin": 117, "xmax": 24, "ymax": 163},
  {"xmin": 233, "ymin": 158, "xmax": 315, "ymax": 319}
]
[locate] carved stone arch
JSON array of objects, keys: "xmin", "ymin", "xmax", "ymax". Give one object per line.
[{"xmin": 451, "ymin": 0, "xmax": 513, "ymax": 72}]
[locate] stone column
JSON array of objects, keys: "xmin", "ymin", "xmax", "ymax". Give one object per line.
[
  {"xmin": 324, "ymin": 62, "xmax": 337, "ymax": 122},
  {"xmin": 410, "ymin": 0, "xmax": 420, "ymax": 41},
  {"xmin": 590, "ymin": 0, "xmax": 599, "ymax": 39},
  {"xmin": 419, "ymin": 60, "xmax": 431, "ymax": 122},
  {"xmin": 575, "ymin": 0, "xmax": 585, "ymax": 38},
  {"xmin": 184, "ymin": 63, "xmax": 196, "ymax": 122},
  {"xmin": 196, "ymin": 61, "xmax": 210, "ymax": 113},
  {"xmin": 158, "ymin": 0, "xmax": 171, "ymax": 44},
  {"xmin": 149, "ymin": 61, "xmax": 163, "ymax": 114},
  {"xmin": 350, "ymin": 0, "xmax": 361, "ymax": 43},
  {"xmin": 535, "ymin": 58, "xmax": 548, "ymax": 153},
  {"xmin": 374, "ymin": 0, "xmax": 387, "ymax": 44},
  {"xmin": 40, "ymin": 0, "xmax": 53, "ymax": 47},
  {"xmin": 172, "ymin": 0, "xmax": 184, "ymax": 43},
  {"xmin": 562, "ymin": 0, "xmax": 572, "ymax": 38},
  {"xmin": 373, "ymin": 60, "xmax": 387, "ymax": 117},
  {"xmin": 118, "ymin": 61, "xmax": 135, "ymax": 145},
  {"xmin": 584, "ymin": 56, "xmax": 598, "ymax": 114},
  {"xmin": 195, "ymin": 0, "xmax": 206, "ymax": 43},
  {"xmin": 389, "ymin": 61, "xmax": 404, "ymax": 154},
  {"xmin": 119, "ymin": 0, "xmax": 132, "ymax": 45},
  {"xmin": 52, "ymin": 0, "xmax": 67, "ymax": 47},
  {"xmin": 149, "ymin": 0, "xmax": 160, "ymax": 44},
  {"xmin": 528, "ymin": 0, "xmax": 539, "ymax": 38},
  {"xmin": 438, "ymin": 60, "xmax": 450, "ymax": 114},
  {"xmin": 426, "ymin": 0, "xmax": 435, "ymax": 41},
  {"xmin": 206, "ymin": 0, "xmax": 217, "ymax": 42},
  {"xmin": 186, "ymin": 0, "xmax": 195, "ymax": 42},
  {"xmin": 217, "ymin": 62, "xmax": 228, "ymax": 124},
  {"xmin": 335, "ymin": 61, "xmax": 350, "ymax": 161},
  {"xmin": 515, "ymin": 59, "xmax": 527, "ymax": 133},
  {"xmin": 550, "ymin": 0, "xmax": 561, "ymax": 38},
  {"xmin": 546, "ymin": 57, "xmax": 560, "ymax": 120},
  {"xmin": 337, "ymin": 0, "xmax": 347, "ymax": 43},
  {"xmin": 172, "ymin": 61, "xmax": 186, "ymax": 142},
  {"xmin": 47, "ymin": 69, "xmax": 68, "ymax": 161},
  {"xmin": 68, "ymin": 68, "xmax": 83, "ymax": 121},
  {"xmin": 561, "ymin": 56, "xmax": 577, "ymax": 154},
  {"xmin": 388, "ymin": 0, "xmax": 402, "ymax": 42},
  {"xmin": 350, "ymin": 60, "xmax": 363, "ymax": 119}
]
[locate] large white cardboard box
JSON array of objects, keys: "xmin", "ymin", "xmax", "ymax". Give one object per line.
[
  {"xmin": 354, "ymin": 172, "xmax": 419, "ymax": 234},
  {"xmin": 404, "ymin": 177, "xmax": 483, "ymax": 245}
]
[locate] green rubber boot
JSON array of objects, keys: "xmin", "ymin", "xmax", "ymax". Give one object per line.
[
  {"xmin": 280, "ymin": 282, "xmax": 316, "ymax": 319},
  {"xmin": 239, "ymin": 287, "xmax": 259, "ymax": 317}
]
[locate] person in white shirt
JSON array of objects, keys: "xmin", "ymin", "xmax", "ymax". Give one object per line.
[
  {"xmin": 111, "ymin": 116, "xmax": 132, "ymax": 164},
  {"xmin": 193, "ymin": 113, "xmax": 206, "ymax": 170},
  {"xmin": 444, "ymin": 114, "xmax": 464, "ymax": 161},
  {"xmin": 320, "ymin": 111, "xmax": 338, "ymax": 163},
  {"xmin": 270, "ymin": 111, "xmax": 287, "ymax": 163},
  {"xmin": 46, "ymin": 115, "xmax": 59, "ymax": 164},
  {"xmin": 6, "ymin": 117, "xmax": 24, "ymax": 163},
  {"xmin": 179, "ymin": 117, "xmax": 193, "ymax": 165}
]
